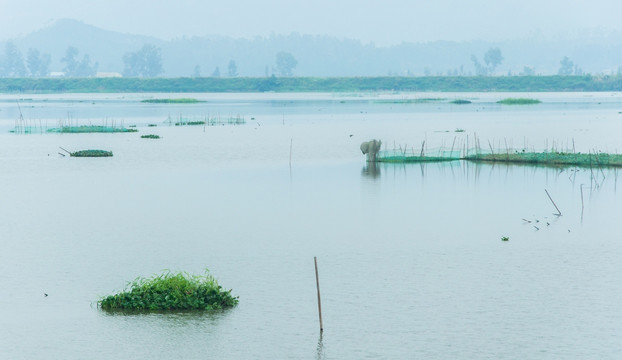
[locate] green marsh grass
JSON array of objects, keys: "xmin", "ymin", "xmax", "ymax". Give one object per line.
[
  {"xmin": 464, "ymin": 151, "xmax": 622, "ymax": 167},
  {"xmin": 47, "ymin": 125, "xmax": 137, "ymax": 133},
  {"xmin": 450, "ymin": 99, "xmax": 471, "ymax": 104},
  {"xmin": 141, "ymin": 134, "xmax": 161, "ymax": 139},
  {"xmin": 98, "ymin": 270, "xmax": 238, "ymax": 311},
  {"xmin": 70, "ymin": 149, "xmax": 113, "ymax": 157},
  {"xmin": 497, "ymin": 98, "xmax": 541, "ymax": 105}
]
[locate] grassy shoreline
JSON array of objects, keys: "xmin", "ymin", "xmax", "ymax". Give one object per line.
[{"xmin": 2, "ymin": 75, "xmax": 622, "ymax": 93}]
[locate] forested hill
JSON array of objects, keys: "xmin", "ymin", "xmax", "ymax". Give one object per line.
[{"xmin": 2, "ymin": 19, "xmax": 622, "ymax": 77}]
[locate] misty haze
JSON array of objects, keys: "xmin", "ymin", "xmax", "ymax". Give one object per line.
[
  {"xmin": 2, "ymin": 2, "xmax": 622, "ymax": 360},
  {"xmin": 2, "ymin": 19, "xmax": 622, "ymax": 77}
]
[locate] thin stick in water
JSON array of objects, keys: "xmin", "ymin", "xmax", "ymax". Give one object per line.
[
  {"xmin": 545, "ymin": 189, "xmax": 562, "ymax": 216},
  {"xmin": 314, "ymin": 256, "xmax": 323, "ymax": 332}
]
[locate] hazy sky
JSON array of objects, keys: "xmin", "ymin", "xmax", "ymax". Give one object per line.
[{"xmin": 1, "ymin": 0, "xmax": 621, "ymax": 45}]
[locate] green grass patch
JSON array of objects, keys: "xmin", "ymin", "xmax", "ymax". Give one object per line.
[
  {"xmin": 464, "ymin": 151, "xmax": 622, "ymax": 167},
  {"xmin": 496, "ymin": 98, "xmax": 541, "ymax": 105},
  {"xmin": 450, "ymin": 99, "xmax": 471, "ymax": 104},
  {"xmin": 70, "ymin": 149, "xmax": 113, "ymax": 157},
  {"xmin": 47, "ymin": 125, "xmax": 138, "ymax": 133},
  {"xmin": 141, "ymin": 134, "xmax": 161, "ymax": 139},
  {"xmin": 141, "ymin": 98, "xmax": 203, "ymax": 104},
  {"xmin": 98, "ymin": 270, "xmax": 238, "ymax": 311}
]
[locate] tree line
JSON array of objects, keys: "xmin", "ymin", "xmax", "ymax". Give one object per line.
[
  {"xmin": 0, "ymin": 41, "xmax": 595, "ymax": 78},
  {"xmin": 0, "ymin": 42, "xmax": 299, "ymax": 78}
]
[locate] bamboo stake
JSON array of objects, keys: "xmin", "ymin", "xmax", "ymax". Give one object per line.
[
  {"xmin": 545, "ymin": 189, "xmax": 562, "ymax": 216},
  {"xmin": 314, "ymin": 257, "xmax": 323, "ymax": 332}
]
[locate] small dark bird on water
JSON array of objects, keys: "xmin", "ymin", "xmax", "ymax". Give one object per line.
[{"xmin": 44, "ymin": 293, "xmax": 48, "ymax": 297}]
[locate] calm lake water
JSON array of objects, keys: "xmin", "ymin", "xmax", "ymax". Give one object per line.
[{"xmin": 1, "ymin": 92, "xmax": 622, "ymax": 359}]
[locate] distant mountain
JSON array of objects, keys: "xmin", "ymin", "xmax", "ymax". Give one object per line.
[
  {"xmin": 2, "ymin": 19, "xmax": 622, "ymax": 77},
  {"xmin": 11, "ymin": 19, "xmax": 163, "ymax": 73}
]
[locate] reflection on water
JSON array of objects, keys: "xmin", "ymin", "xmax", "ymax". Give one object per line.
[
  {"xmin": 361, "ymin": 161, "xmax": 380, "ymax": 179},
  {"xmin": 316, "ymin": 332, "xmax": 325, "ymax": 360}
]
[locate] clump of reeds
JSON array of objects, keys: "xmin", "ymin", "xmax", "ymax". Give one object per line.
[
  {"xmin": 496, "ymin": 98, "xmax": 541, "ymax": 105},
  {"xmin": 141, "ymin": 134, "xmax": 161, "ymax": 139},
  {"xmin": 450, "ymin": 99, "xmax": 471, "ymax": 104},
  {"xmin": 464, "ymin": 151, "xmax": 622, "ymax": 167},
  {"xmin": 47, "ymin": 125, "xmax": 137, "ymax": 133},
  {"xmin": 98, "ymin": 270, "xmax": 239, "ymax": 311},
  {"xmin": 70, "ymin": 149, "xmax": 113, "ymax": 157},
  {"xmin": 175, "ymin": 120, "xmax": 206, "ymax": 126}
]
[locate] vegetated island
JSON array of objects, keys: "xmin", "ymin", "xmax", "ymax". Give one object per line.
[
  {"xmin": 375, "ymin": 146, "xmax": 622, "ymax": 168},
  {"xmin": 140, "ymin": 134, "xmax": 161, "ymax": 139},
  {"xmin": 98, "ymin": 270, "xmax": 239, "ymax": 311},
  {"xmin": 463, "ymin": 150, "xmax": 622, "ymax": 167},
  {"xmin": 47, "ymin": 125, "xmax": 137, "ymax": 133},
  {"xmin": 141, "ymin": 98, "xmax": 204, "ymax": 104},
  {"xmin": 496, "ymin": 98, "xmax": 541, "ymax": 105},
  {"xmin": 70, "ymin": 149, "xmax": 113, "ymax": 157},
  {"xmin": 3, "ymin": 75, "xmax": 622, "ymax": 93}
]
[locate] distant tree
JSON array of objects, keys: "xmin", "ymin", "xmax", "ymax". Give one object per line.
[
  {"xmin": 211, "ymin": 66, "xmax": 220, "ymax": 77},
  {"xmin": 558, "ymin": 56, "xmax": 574, "ymax": 75},
  {"xmin": 62, "ymin": 46, "xmax": 97, "ymax": 77},
  {"xmin": 75, "ymin": 54, "xmax": 98, "ymax": 77},
  {"xmin": 122, "ymin": 44, "xmax": 163, "ymax": 77},
  {"xmin": 520, "ymin": 66, "xmax": 536, "ymax": 76},
  {"xmin": 141, "ymin": 44, "xmax": 163, "ymax": 77},
  {"xmin": 26, "ymin": 48, "xmax": 51, "ymax": 77},
  {"xmin": 471, "ymin": 55, "xmax": 487, "ymax": 76},
  {"xmin": 2, "ymin": 42, "xmax": 27, "ymax": 77},
  {"xmin": 192, "ymin": 65, "xmax": 201, "ymax": 77},
  {"xmin": 61, "ymin": 46, "xmax": 79, "ymax": 76},
  {"xmin": 274, "ymin": 51, "xmax": 297, "ymax": 77},
  {"xmin": 227, "ymin": 60, "xmax": 238, "ymax": 77},
  {"xmin": 483, "ymin": 47, "xmax": 503, "ymax": 74},
  {"xmin": 264, "ymin": 65, "xmax": 270, "ymax": 77}
]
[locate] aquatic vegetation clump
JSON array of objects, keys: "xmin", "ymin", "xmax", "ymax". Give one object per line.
[
  {"xmin": 450, "ymin": 99, "xmax": 471, "ymax": 104},
  {"xmin": 47, "ymin": 125, "xmax": 137, "ymax": 133},
  {"xmin": 140, "ymin": 134, "xmax": 161, "ymax": 139},
  {"xmin": 377, "ymin": 148, "xmax": 461, "ymax": 163},
  {"xmin": 175, "ymin": 120, "xmax": 206, "ymax": 126},
  {"xmin": 142, "ymin": 98, "xmax": 203, "ymax": 104},
  {"xmin": 496, "ymin": 98, "xmax": 541, "ymax": 105},
  {"xmin": 464, "ymin": 151, "xmax": 622, "ymax": 167},
  {"xmin": 98, "ymin": 270, "xmax": 239, "ymax": 311},
  {"xmin": 70, "ymin": 149, "xmax": 113, "ymax": 157}
]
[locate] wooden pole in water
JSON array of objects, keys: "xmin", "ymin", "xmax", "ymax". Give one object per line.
[
  {"xmin": 314, "ymin": 256, "xmax": 324, "ymax": 332},
  {"xmin": 545, "ymin": 189, "xmax": 562, "ymax": 216}
]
